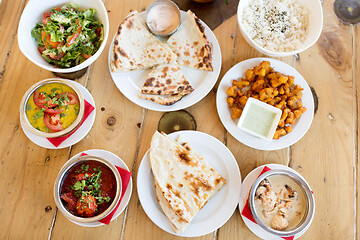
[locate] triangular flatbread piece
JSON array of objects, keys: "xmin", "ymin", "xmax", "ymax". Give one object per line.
[
  {"xmin": 167, "ymin": 10, "xmax": 213, "ymax": 71},
  {"xmin": 110, "ymin": 10, "xmax": 177, "ymax": 72},
  {"xmin": 150, "ymin": 131, "xmax": 226, "ymax": 232},
  {"xmin": 138, "ymin": 92, "xmax": 186, "ymax": 106},
  {"xmin": 141, "ymin": 61, "xmax": 193, "ymax": 96}
]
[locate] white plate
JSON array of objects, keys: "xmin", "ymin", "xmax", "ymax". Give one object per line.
[
  {"xmin": 21, "ymin": 81, "xmax": 96, "ymax": 149},
  {"xmin": 108, "ymin": 11, "xmax": 222, "ymax": 112},
  {"xmin": 65, "ymin": 149, "xmax": 133, "ymax": 227},
  {"xmin": 216, "ymin": 58, "xmax": 314, "ymax": 150},
  {"xmin": 137, "ymin": 130, "xmax": 241, "ymax": 237},
  {"xmin": 239, "ymin": 164, "xmax": 315, "ymax": 239}
]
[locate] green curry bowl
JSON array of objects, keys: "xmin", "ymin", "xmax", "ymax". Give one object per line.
[{"xmin": 19, "ymin": 78, "xmax": 85, "ymax": 138}]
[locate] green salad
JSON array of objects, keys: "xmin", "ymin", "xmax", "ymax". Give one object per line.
[{"xmin": 31, "ymin": 3, "xmax": 103, "ymax": 68}]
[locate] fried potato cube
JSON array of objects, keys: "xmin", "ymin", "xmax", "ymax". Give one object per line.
[
  {"xmin": 233, "ymin": 80, "xmax": 250, "ymax": 89},
  {"xmin": 226, "ymin": 86, "xmax": 238, "ymax": 97},
  {"xmin": 251, "ymin": 79, "xmax": 265, "ymax": 93},
  {"xmin": 273, "ymin": 128, "xmax": 287, "ymax": 140},
  {"xmin": 259, "ymin": 88, "xmax": 274, "ymax": 101},
  {"xmin": 230, "ymin": 106, "xmax": 242, "ymax": 119},
  {"xmin": 287, "ymin": 76, "xmax": 295, "ymax": 86},
  {"xmin": 294, "ymin": 107, "xmax": 307, "ymax": 118},
  {"xmin": 246, "ymin": 69, "xmax": 256, "ymax": 81},
  {"xmin": 259, "ymin": 61, "xmax": 271, "ymax": 74},
  {"xmin": 285, "ymin": 112, "xmax": 295, "ymax": 125},
  {"xmin": 239, "ymin": 96, "xmax": 248, "ymax": 107},
  {"xmin": 227, "ymin": 97, "xmax": 235, "ymax": 107},
  {"xmin": 284, "ymin": 126, "xmax": 292, "ymax": 133}
]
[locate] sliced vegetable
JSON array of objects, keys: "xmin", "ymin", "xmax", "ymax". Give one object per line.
[{"xmin": 44, "ymin": 113, "xmax": 63, "ymax": 132}]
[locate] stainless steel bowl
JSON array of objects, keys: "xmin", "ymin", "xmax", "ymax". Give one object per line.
[
  {"xmin": 19, "ymin": 78, "xmax": 85, "ymax": 138},
  {"xmin": 54, "ymin": 155, "xmax": 122, "ymax": 224},
  {"xmin": 249, "ymin": 170, "xmax": 315, "ymax": 237},
  {"xmin": 146, "ymin": 0, "xmax": 181, "ymax": 37}
]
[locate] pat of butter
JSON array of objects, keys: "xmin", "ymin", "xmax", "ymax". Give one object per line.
[{"xmin": 237, "ymin": 97, "xmax": 282, "ymax": 141}]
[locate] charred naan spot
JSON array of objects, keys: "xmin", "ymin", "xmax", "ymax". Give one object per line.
[
  {"xmin": 184, "ymin": 51, "xmax": 190, "ymax": 56},
  {"xmin": 184, "ymin": 60, "xmax": 190, "ymax": 65},
  {"xmin": 171, "ymin": 67, "xmax": 178, "ymax": 72},
  {"xmin": 161, "ymin": 66, "xmax": 169, "ymax": 78},
  {"xmin": 166, "ymin": 183, "xmax": 172, "ymax": 190},
  {"xmin": 130, "ymin": 61, "xmax": 134, "ymax": 66},
  {"xmin": 126, "ymin": 19, "xmax": 134, "ymax": 29},
  {"xmin": 144, "ymin": 77, "xmax": 155, "ymax": 87},
  {"xmin": 199, "ymin": 46, "xmax": 205, "ymax": 57},
  {"xmin": 157, "ymin": 90, "xmax": 162, "ymax": 94},
  {"xmin": 194, "ymin": 41, "xmax": 199, "ymax": 46},
  {"xmin": 210, "ymin": 168, "xmax": 214, "ymax": 171},
  {"xmin": 179, "ymin": 183, "xmax": 183, "ymax": 187},
  {"xmin": 198, "ymin": 63, "xmax": 203, "ymax": 68},
  {"xmin": 194, "ymin": 198, "xmax": 201, "ymax": 208},
  {"xmin": 114, "ymin": 54, "xmax": 118, "ymax": 60},
  {"xmin": 194, "ymin": 16, "xmax": 205, "ymax": 33},
  {"xmin": 151, "ymin": 49, "xmax": 155, "ymax": 52},
  {"xmin": 170, "ymin": 175, "xmax": 175, "ymax": 178},
  {"xmin": 177, "ymin": 53, "xmax": 180, "ymax": 57},
  {"xmin": 163, "ymin": 87, "xmax": 167, "ymax": 91},
  {"xmin": 176, "ymin": 209, "xmax": 183, "ymax": 216},
  {"xmin": 215, "ymin": 178, "xmax": 220, "ymax": 185},
  {"xmin": 118, "ymin": 47, "xmax": 129, "ymax": 58},
  {"xmin": 166, "ymin": 79, "xmax": 172, "ymax": 84},
  {"xmin": 114, "ymin": 40, "xmax": 119, "ymax": 45},
  {"xmin": 160, "ymin": 83, "xmax": 165, "ymax": 87}
]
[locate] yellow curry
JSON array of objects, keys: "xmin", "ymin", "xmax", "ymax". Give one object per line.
[{"xmin": 26, "ymin": 83, "xmax": 80, "ymax": 133}]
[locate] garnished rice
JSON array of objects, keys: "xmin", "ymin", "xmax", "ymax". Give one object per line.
[{"xmin": 242, "ymin": 0, "xmax": 309, "ymax": 52}]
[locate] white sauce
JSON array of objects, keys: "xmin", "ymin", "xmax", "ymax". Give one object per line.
[
  {"xmin": 146, "ymin": 4, "xmax": 180, "ymax": 35},
  {"xmin": 254, "ymin": 175, "xmax": 306, "ymax": 230}
]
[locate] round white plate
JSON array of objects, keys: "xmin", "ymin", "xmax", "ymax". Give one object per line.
[
  {"xmin": 108, "ymin": 11, "xmax": 222, "ymax": 112},
  {"xmin": 239, "ymin": 164, "xmax": 315, "ymax": 240},
  {"xmin": 137, "ymin": 130, "xmax": 241, "ymax": 237},
  {"xmin": 216, "ymin": 58, "xmax": 314, "ymax": 150},
  {"xmin": 64, "ymin": 149, "xmax": 133, "ymax": 227},
  {"xmin": 21, "ymin": 81, "xmax": 96, "ymax": 149}
]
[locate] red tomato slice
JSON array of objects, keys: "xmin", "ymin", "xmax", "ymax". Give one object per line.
[
  {"xmin": 43, "ymin": 12, "xmax": 51, "ymax": 18},
  {"xmin": 42, "ymin": 31, "xmax": 62, "ymax": 48},
  {"xmin": 95, "ymin": 27, "xmax": 102, "ymax": 37},
  {"xmin": 66, "ymin": 27, "xmax": 82, "ymax": 47},
  {"xmin": 38, "ymin": 46, "xmax": 47, "ymax": 55},
  {"xmin": 44, "ymin": 113, "xmax": 63, "ymax": 132},
  {"xmin": 45, "ymin": 108, "xmax": 63, "ymax": 114},
  {"xmin": 56, "ymin": 92, "xmax": 79, "ymax": 105},
  {"xmin": 33, "ymin": 90, "xmax": 47, "ymax": 108},
  {"xmin": 82, "ymin": 53, "xmax": 92, "ymax": 59}
]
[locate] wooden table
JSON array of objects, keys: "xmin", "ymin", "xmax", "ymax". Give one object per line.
[{"xmin": 0, "ymin": 0, "xmax": 358, "ymax": 239}]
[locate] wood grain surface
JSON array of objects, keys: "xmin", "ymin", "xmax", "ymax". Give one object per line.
[{"xmin": 0, "ymin": 0, "xmax": 358, "ymax": 239}]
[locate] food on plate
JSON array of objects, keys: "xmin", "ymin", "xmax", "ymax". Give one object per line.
[
  {"xmin": 31, "ymin": 3, "xmax": 103, "ymax": 68},
  {"xmin": 149, "ymin": 131, "xmax": 226, "ymax": 233},
  {"xmin": 139, "ymin": 61, "xmax": 194, "ymax": 105},
  {"xmin": 167, "ymin": 10, "xmax": 213, "ymax": 71},
  {"xmin": 254, "ymin": 175, "xmax": 306, "ymax": 230},
  {"xmin": 60, "ymin": 160, "xmax": 117, "ymax": 217},
  {"xmin": 26, "ymin": 82, "xmax": 80, "ymax": 133},
  {"xmin": 146, "ymin": 1, "xmax": 180, "ymax": 36},
  {"xmin": 238, "ymin": 97, "xmax": 282, "ymax": 141},
  {"xmin": 110, "ymin": 10, "xmax": 177, "ymax": 72},
  {"xmin": 226, "ymin": 61, "xmax": 306, "ymax": 139},
  {"xmin": 242, "ymin": 0, "xmax": 309, "ymax": 52}
]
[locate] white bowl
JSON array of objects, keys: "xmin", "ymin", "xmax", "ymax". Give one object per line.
[
  {"xmin": 17, "ymin": 0, "xmax": 109, "ymax": 73},
  {"xmin": 237, "ymin": 0, "xmax": 323, "ymax": 57}
]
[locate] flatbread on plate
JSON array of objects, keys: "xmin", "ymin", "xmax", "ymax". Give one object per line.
[
  {"xmin": 138, "ymin": 92, "xmax": 186, "ymax": 106},
  {"xmin": 141, "ymin": 61, "xmax": 193, "ymax": 96},
  {"xmin": 149, "ymin": 131, "xmax": 226, "ymax": 233},
  {"xmin": 167, "ymin": 10, "xmax": 213, "ymax": 71},
  {"xmin": 110, "ymin": 10, "xmax": 176, "ymax": 72}
]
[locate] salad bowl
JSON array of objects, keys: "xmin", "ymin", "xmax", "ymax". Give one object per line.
[{"xmin": 17, "ymin": 0, "xmax": 109, "ymax": 73}]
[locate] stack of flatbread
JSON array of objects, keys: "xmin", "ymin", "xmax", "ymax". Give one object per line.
[
  {"xmin": 110, "ymin": 10, "xmax": 213, "ymax": 105},
  {"xmin": 149, "ymin": 131, "xmax": 226, "ymax": 233}
]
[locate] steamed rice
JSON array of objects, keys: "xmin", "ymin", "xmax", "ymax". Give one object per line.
[{"xmin": 242, "ymin": 0, "xmax": 309, "ymax": 52}]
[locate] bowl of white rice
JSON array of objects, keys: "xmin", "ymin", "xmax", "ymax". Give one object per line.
[{"xmin": 237, "ymin": 0, "xmax": 323, "ymax": 57}]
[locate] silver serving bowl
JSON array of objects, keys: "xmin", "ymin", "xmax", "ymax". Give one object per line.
[
  {"xmin": 53, "ymin": 155, "xmax": 122, "ymax": 224},
  {"xmin": 249, "ymin": 170, "xmax": 315, "ymax": 237},
  {"xmin": 19, "ymin": 78, "xmax": 85, "ymax": 138},
  {"xmin": 146, "ymin": 0, "xmax": 181, "ymax": 37}
]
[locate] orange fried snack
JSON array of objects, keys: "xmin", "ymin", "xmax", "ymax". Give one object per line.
[{"xmin": 225, "ymin": 61, "xmax": 306, "ymax": 139}]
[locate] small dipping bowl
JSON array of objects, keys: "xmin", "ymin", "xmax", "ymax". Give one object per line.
[
  {"xmin": 54, "ymin": 155, "xmax": 122, "ymax": 224},
  {"xmin": 249, "ymin": 170, "xmax": 315, "ymax": 237},
  {"xmin": 146, "ymin": 0, "xmax": 181, "ymax": 37},
  {"xmin": 19, "ymin": 78, "xmax": 85, "ymax": 138}
]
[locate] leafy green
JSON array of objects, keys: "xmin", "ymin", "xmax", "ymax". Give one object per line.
[{"xmin": 31, "ymin": 4, "xmax": 103, "ymax": 68}]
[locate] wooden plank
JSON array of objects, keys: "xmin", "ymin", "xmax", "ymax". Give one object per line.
[
  {"xmin": 289, "ymin": 0, "xmax": 355, "ymax": 238},
  {"xmin": 356, "ymin": 22, "xmax": 360, "ymax": 240}
]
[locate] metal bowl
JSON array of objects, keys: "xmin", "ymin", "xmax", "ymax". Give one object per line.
[
  {"xmin": 53, "ymin": 155, "xmax": 122, "ymax": 224},
  {"xmin": 146, "ymin": 0, "xmax": 181, "ymax": 37},
  {"xmin": 249, "ymin": 170, "xmax": 315, "ymax": 237},
  {"xmin": 19, "ymin": 78, "xmax": 85, "ymax": 138}
]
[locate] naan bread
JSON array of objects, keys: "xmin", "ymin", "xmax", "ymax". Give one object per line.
[
  {"xmin": 110, "ymin": 10, "xmax": 177, "ymax": 72},
  {"xmin": 150, "ymin": 131, "xmax": 226, "ymax": 232},
  {"xmin": 167, "ymin": 10, "xmax": 213, "ymax": 71},
  {"xmin": 141, "ymin": 61, "xmax": 193, "ymax": 96},
  {"xmin": 138, "ymin": 92, "xmax": 186, "ymax": 106}
]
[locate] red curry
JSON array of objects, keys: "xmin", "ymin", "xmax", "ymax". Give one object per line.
[{"xmin": 60, "ymin": 160, "xmax": 117, "ymax": 218}]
